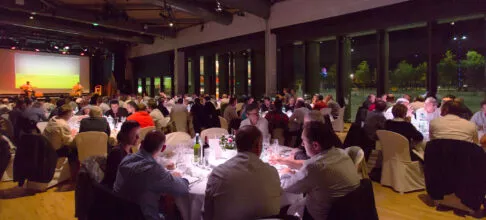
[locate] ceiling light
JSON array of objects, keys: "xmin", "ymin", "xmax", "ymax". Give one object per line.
[
  {"xmin": 35, "ymin": 49, "xmax": 40, "ymax": 52},
  {"xmin": 169, "ymin": 22, "xmax": 174, "ymax": 27},
  {"xmin": 450, "ymin": 22, "xmax": 455, "ymax": 25},
  {"xmin": 62, "ymin": 51, "xmax": 66, "ymax": 54},
  {"xmin": 92, "ymin": 23, "xmax": 99, "ymax": 26},
  {"xmin": 29, "ymin": 16, "xmax": 34, "ymax": 20},
  {"xmin": 10, "ymin": 46, "xmax": 16, "ymax": 50},
  {"xmin": 64, "ymin": 46, "xmax": 69, "ymax": 50},
  {"xmin": 462, "ymin": 35, "xmax": 467, "ymax": 40},
  {"xmin": 80, "ymin": 53, "xmax": 85, "ymax": 56},
  {"xmin": 453, "ymin": 37, "xmax": 458, "ymax": 41},
  {"xmin": 83, "ymin": 48, "xmax": 88, "ymax": 52},
  {"xmin": 216, "ymin": 1, "xmax": 222, "ymax": 12},
  {"xmin": 54, "ymin": 45, "xmax": 59, "ymax": 49}
]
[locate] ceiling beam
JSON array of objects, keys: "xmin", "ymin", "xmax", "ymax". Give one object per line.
[
  {"xmin": 0, "ymin": 10, "xmax": 154, "ymax": 44},
  {"xmin": 139, "ymin": 18, "xmax": 204, "ymax": 25},
  {"xmin": 0, "ymin": 0, "xmax": 174, "ymax": 38},
  {"xmin": 144, "ymin": 0, "xmax": 233, "ymax": 25},
  {"xmin": 218, "ymin": 0, "xmax": 270, "ymax": 19}
]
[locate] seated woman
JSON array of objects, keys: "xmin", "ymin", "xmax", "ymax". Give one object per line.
[
  {"xmin": 384, "ymin": 103, "xmax": 424, "ymax": 161},
  {"xmin": 101, "ymin": 120, "xmax": 140, "ymax": 188}
]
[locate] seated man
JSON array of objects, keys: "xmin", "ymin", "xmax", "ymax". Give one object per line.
[
  {"xmin": 147, "ymin": 99, "xmax": 169, "ymax": 131},
  {"xmin": 127, "ymin": 104, "xmax": 155, "ymax": 128},
  {"xmin": 415, "ymin": 97, "xmax": 441, "ymax": 122},
  {"xmin": 470, "ymin": 100, "xmax": 486, "ymax": 132},
  {"xmin": 79, "ymin": 106, "xmax": 110, "ymax": 136},
  {"xmin": 240, "ymin": 103, "xmax": 269, "ymax": 138},
  {"xmin": 204, "ymin": 125, "xmax": 281, "ymax": 220},
  {"xmin": 430, "ymin": 100, "xmax": 478, "ymax": 143},
  {"xmin": 22, "ymin": 101, "xmax": 47, "ymax": 122},
  {"xmin": 281, "ymin": 121, "xmax": 360, "ymax": 220},
  {"xmin": 264, "ymin": 99, "xmax": 289, "ymax": 137},
  {"xmin": 105, "ymin": 100, "xmax": 129, "ymax": 122},
  {"xmin": 114, "ymin": 131, "xmax": 189, "ymax": 220},
  {"xmin": 312, "ymin": 95, "xmax": 328, "ymax": 111},
  {"xmin": 363, "ymin": 100, "xmax": 387, "ymax": 144}
]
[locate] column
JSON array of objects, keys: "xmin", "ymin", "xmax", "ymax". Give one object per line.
[
  {"xmin": 174, "ymin": 49, "xmax": 186, "ymax": 95},
  {"xmin": 376, "ymin": 29, "xmax": 389, "ymax": 96},
  {"xmin": 204, "ymin": 55, "xmax": 216, "ymax": 95},
  {"xmin": 193, "ymin": 56, "xmax": 201, "ymax": 95},
  {"xmin": 336, "ymin": 36, "xmax": 352, "ymax": 121},
  {"xmin": 235, "ymin": 51, "xmax": 249, "ymax": 95},
  {"xmin": 229, "ymin": 52, "xmax": 235, "ymax": 96},
  {"xmin": 305, "ymin": 41, "xmax": 321, "ymax": 95},
  {"xmin": 265, "ymin": 20, "xmax": 277, "ymax": 96},
  {"xmin": 219, "ymin": 53, "xmax": 230, "ymax": 96},
  {"xmin": 427, "ymin": 21, "xmax": 439, "ymax": 96},
  {"xmin": 252, "ymin": 49, "xmax": 266, "ymax": 98}
]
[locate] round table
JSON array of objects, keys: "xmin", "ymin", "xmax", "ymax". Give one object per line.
[{"xmin": 157, "ymin": 141, "xmax": 303, "ymax": 220}]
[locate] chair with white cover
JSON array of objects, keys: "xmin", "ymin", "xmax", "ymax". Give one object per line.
[
  {"xmin": 171, "ymin": 111, "xmax": 189, "ymax": 133},
  {"xmin": 132, "ymin": 126, "xmax": 156, "ymax": 153},
  {"xmin": 320, "ymin": 108, "xmax": 332, "ymax": 116},
  {"xmin": 165, "ymin": 132, "xmax": 192, "ymax": 152},
  {"xmin": 75, "ymin": 131, "xmax": 108, "ymax": 162},
  {"xmin": 201, "ymin": 128, "xmax": 228, "ymax": 141},
  {"xmin": 219, "ymin": 116, "xmax": 228, "ymax": 131},
  {"xmin": 332, "ymin": 107, "xmax": 345, "ymax": 132},
  {"xmin": 271, "ymin": 128, "xmax": 285, "ymax": 146},
  {"xmin": 36, "ymin": 121, "xmax": 48, "ymax": 134},
  {"xmin": 376, "ymin": 130, "xmax": 424, "ymax": 193},
  {"xmin": 1, "ymin": 113, "xmax": 8, "ymax": 120},
  {"xmin": 344, "ymin": 146, "xmax": 369, "ymax": 179}
]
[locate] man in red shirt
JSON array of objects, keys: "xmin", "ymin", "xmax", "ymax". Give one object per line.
[
  {"xmin": 127, "ymin": 103, "xmax": 155, "ymax": 128},
  {"xmin": 312, "ymin": 95, "xmax": 328, "ymax": 111}
]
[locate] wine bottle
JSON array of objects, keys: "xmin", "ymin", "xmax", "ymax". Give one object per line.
[
  {"xmin": 193, "ymin": 133, "xmax": 201, "ymax": 163},
  {"xmin": 202, "ymin": 136, "xmax": 210, "ymax": 166}
]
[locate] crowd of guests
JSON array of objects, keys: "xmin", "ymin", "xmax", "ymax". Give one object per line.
[{"xmin": 358, "ymin": 92, "xmax": 486, "ymax": 160}]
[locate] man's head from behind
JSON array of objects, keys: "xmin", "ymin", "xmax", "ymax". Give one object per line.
[
  {"xmin": 236, "ymin": 125, "xmax": 263, "ymax": 157},
  {"xmin": 141, "ymin": 130, "xmax": 166, "ymax": 157},
  {"xmin": 374, "ymin": 100, "xmax": 387, "ymax": 112},
  {"xmin": 441, "ymin": 99, "xmax": 464, "ymax": 117},
  {"xmin": 302, "ymin": 121, "xmax": 335, "ymax": 157}
]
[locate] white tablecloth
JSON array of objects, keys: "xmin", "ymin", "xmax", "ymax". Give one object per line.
[{"xmin": 159, "ymin": 142, "xmax": 303, "ymax": 220}]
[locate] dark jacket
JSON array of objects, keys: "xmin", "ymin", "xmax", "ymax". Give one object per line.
[
  {"xmin": 191, "ymin": 104, "xmax": 206, "ymax": 133},
  {"xmin": 363, "ymin": 111, "xmax": 386, "ymax": 142},
  {"xmin": 104, "ymin": 108, "xmax": 129, "ymax": 122},
  {"xmin": 13, "ymin": 134, "xmax": 57, "ymax": 184},
  {"xmin": 157, "ymin": 104, "xmax": 170, "ymax": 117},
  {"xmin": 0, "ymin": 137, "xmax": 11, "ymax": 179},
  {"xmin": 79, "ymin": 117, "xmax": 111, "ymax": 136},
  {"xmin": 424, "ymin": 139, "xmax": 486, "ymax": 210},
  {"xmin": 327, "ymin": 179, "xmax": 379, "ymax": 220},
  {"xmin": 203, "ymin": 102, "xmax": 220, "ymax": 129},
  {"xmin": 101, "ymin": 146, "xmax": 130, "ymax": 189},
  {"xmin": 385, "ymin": 120, "xmax": 423, "ymax": 161}
]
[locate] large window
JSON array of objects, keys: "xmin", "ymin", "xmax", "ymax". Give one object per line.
[
  {"xmin": 199, "ymin": 56, "xmax": 205, "ymax": 94},
  {"xmin": 137, "ymin": 78, "xmax": 142, "ymax": 94},
  {"xmin": 163, "ymin": 76, "xmax": 172, "ymax": 95},
  {"xmin": 215, "ymin": 54, "xmax": 220, "ymax": 98},
  {"xmin": 145, "ymin": 77, "xmax": 151, "ymax": 96},
  {"xmin": 154, "ymin": 77, "xmax": 161, "ymax": 95},
  {"xmin": 187, "ymin": 58, "xmax": 194, "ymax": 94},
  {"xmin": 247, "ymin": 50, "xmax": 252, "ymax": 96},
  {"xmin": 318, "ymin": 38, "xmax": 337, "ymax": 102}
]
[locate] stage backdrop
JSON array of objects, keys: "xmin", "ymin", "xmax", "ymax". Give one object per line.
[{"xmin": 0, "ymin": 49, "xmax": 90, "ymax": 94}]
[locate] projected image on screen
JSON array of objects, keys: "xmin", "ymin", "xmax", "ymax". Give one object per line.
[{"xmin": 15, "ymin": 53, "xmax": 80, "ymax": 89}]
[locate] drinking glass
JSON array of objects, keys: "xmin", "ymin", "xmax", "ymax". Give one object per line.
[{"xmin": 272, "ymin": 139, "xmax": 279, "ymax": 156}]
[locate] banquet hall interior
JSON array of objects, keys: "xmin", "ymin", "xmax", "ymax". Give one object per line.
[{"xmin": 1, "ymin": 0, "xmax": 486, "ymax": 219}]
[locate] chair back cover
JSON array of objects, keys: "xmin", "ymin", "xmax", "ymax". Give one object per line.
[
  {"xmin": 166, "ymin": 132, "xmax": 192, "ymax": 146},
  {"xmin": 344, "ymin": 146, "xmax": 364, "ymax": 168},
  {"xmin": 201, "ymin": 128, "xmax": 228, "ymax": 141},
  {"xmin": 320, "ymin": 108, "xmax": 332, "ymax": 116},
  {"xmin": 327, "ymin": 179, "xmax": 379, "ymax": 220},
  {"xmin": 36, "ymin": 121, "xmax": 48, "ymax": 134},
  {"xmin": 377, "ymin": 130, "xmax": 424, "ymax": 193},
  {"xmin": 75, "ymin": 131, "xmax": 108, "ymax": 162},
  {"xmin": 172, "ymin": 110, "xmax": 188, "ymax": 133},
  {"xmin": 332, "ymin": 107, "xmax": 345, "ymax": 132},
  {"xmin": 424, "ymin": 139, "xmax": 486, "ymax": 210},
  {"xmin": 219, "ymin": 116, "xmax": 228, "ymax": 131},
  {"xmin": 272, "ymin": 128, "xmax": 285, "ymax": 145}
]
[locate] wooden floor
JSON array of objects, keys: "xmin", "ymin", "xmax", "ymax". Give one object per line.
[{"xmin": 0, "ymin": 180, "xmax": 480, "ymax": 220}]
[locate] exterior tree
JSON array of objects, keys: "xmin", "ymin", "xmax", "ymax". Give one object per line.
[
  {"xmin": 414, "ymin": 62, "xmax": 427, "ymax": 86},
  {"xmin": 354, "ymin": 61, "xmax": 371, "ymax": 86},
  {"xmin": 392, "ymin": 60, "xmax": 415, "ymax": 87},
  {"xmin": 437, "ymin": 50, "xmax": 458, "ymax": 88},
  {"xmin": 460, "ymin": 50, "xmax": 485, "ymax": 91}
]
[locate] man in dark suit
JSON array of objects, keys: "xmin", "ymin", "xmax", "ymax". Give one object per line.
[
  {"xmin": 80, "ymin": 106, "xmax": 110, "ymax": 136},
  {"xmin": 104, "ymin": 100, "xmax": 129, "ymax": 122}
]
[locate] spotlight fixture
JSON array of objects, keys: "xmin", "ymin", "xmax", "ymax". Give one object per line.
[
  {"xmin": 62, "ymin": 51, "xmax": 66, "ymax": 54},
  {"xmin": 80, "ymin": 53, "xmax": 85, "ymax": 56},
  {"xmin": 92, "ymin": 23, "xmax": 99, "ymax": 26},
  {"xmin": 453, "ymin": 37, "xmax": 458, "ymax": 41},
  {"xmin": 54, "ymin": 45, "xmax": 59, "ymax": 49},
  {"xmin": 29, "ymin": 16, "xmax": 34, "ymax": 20},
  {"xmin": 169, "ymin": 22, "xmax": 174, "ymax": 27},
  {"xmin": 11, "ymin": 46, "xmax": 16, "ymax": 50},
  {"xmin": 35, "ymin": 48, "xmax": 40, "ymax": 52},
  {"xmin": 83, "ymin": 48, "xmax": 88, "ymax": 52},
  {"xmin": 215, "ymin": 1, "xmax": 222, "ymax": 12},
  {"xmin": 462, "ymin": 35, "xmax": 467, "ymax": 40},
  {"xmin": 64, "ymin": 46, "xmax": 70, "ymax": 50},
  {"xmin": 450, "ymin": 21, "xmax": 455, "ymax": 26}
]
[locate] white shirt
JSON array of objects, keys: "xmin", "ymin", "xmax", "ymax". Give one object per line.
[
  {"xmin": 281, "ymin": 147, "xmax": 360, "ymax": 220},
  {"xmin": 415, "ymin": 107, "xmax": 441, "ymax": 122},
  {"xmin": 471, "ymin": 111, "xmax": 486, "ymax": 130},
  {"xmin": 240, "ymin": 117, "xmax": 269, "ymax": 138},
  {"xmin": 204, "ymin": 152, "xmax": 281, "ymax": 220},
  {"xmin": 429, "ymin": 114, "xmax": 478, "ymax": 143},
  {"xmin": 149, "ymin": 109, "xmax": 169, "ymax": 131},
  {"xmin": 42, "ymin": 116, "xmax": 73, "ymax": 150}
]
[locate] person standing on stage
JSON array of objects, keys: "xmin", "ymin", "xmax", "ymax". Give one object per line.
[
  {"xmin": 72, "ymin": 82, "xmax": 84, "ymax": 97},
  {"xmin": 19, "ymin": 81, "xmax": 34, "ymax": 97}
]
